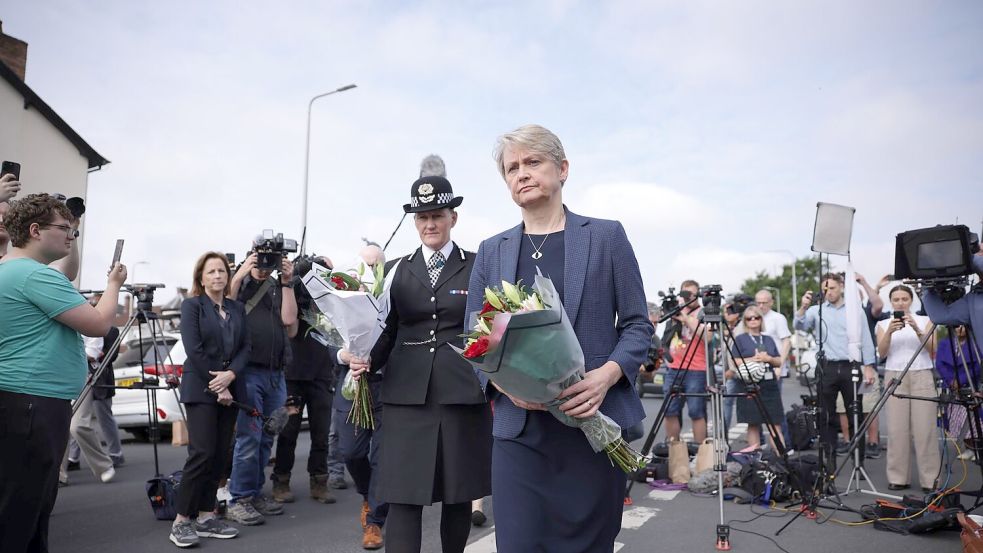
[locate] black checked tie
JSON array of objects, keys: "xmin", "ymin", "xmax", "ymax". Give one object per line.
[{"xmin": 427, "ymin": 251, "xmax": 445, "ymax": 288}]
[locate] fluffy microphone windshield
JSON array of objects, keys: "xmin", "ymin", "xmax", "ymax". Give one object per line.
[
  {"xmin": 419, "ymin": 154, "xmax": 446, "ymax": 178},
  {"xmin": 263, "ymin": 406, "xmax": 291, "ymax": 436}
]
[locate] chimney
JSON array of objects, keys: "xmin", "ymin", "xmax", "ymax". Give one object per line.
[{"xmin": 0, "ymin": 20, "xmax": 28, "ymax": 80}]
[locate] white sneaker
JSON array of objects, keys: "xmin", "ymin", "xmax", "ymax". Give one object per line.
[
  {"xmin": 958, "ymin": 450, "xmax": 976, "ymax": 461},
  {"xmin": 100, "ymin": 467, "xmax": 116, "ymax": 483}
]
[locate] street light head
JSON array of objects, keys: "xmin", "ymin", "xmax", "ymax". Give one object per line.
[{"xmin": 337, "ymin": 84, "xmax": 357, "ymax": 92}]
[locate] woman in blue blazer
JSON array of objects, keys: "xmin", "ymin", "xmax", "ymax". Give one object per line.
[
  {"xmin": 169, "ymin": 252, "xmax": 251, "ymax": 547},
  {"xmin": 466, "ymin": 125, "xmax": 653, "ymax": 552}
]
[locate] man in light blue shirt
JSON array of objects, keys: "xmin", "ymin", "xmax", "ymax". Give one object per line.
[{"xmin": 794, "ymin": 273, "xmax": 876, "ymax": 461}]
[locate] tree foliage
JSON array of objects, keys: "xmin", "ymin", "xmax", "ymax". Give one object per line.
[{"xmin": 739, "ymin": 256, "xmax": 824, "ymax": 321}]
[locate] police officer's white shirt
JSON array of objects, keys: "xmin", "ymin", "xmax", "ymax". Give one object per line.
[{"xmin": 421, "ymin": 240, "xmax": 454, "ymax": 267}]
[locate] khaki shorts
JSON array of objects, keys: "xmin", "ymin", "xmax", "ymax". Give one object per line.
[{"xmin": 835, "ymin": 387, "xmax": 879, "ymax": 414}]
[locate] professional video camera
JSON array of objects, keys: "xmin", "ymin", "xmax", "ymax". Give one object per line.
[
  {"xmin": 895, "ymin": 224, "xmax": 981, "ymax": 303},
  {"xmin": 657, "ymin": 287, "xmax": 695, "ymax": 317},
  {"xmin": 253, "ymin": 229, "xmax": 298, "ymax": 271},
  {"xmin": 700, "ymin": 284, "xmax": 723, "ymax": 323},
  {"xmin": 726, "ymin": 292, "xmax": 754, "ymax": 316}
]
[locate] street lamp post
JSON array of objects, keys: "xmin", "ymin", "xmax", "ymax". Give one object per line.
[
  {"xmin": 767, "ymin": 249, "xmax": 797, "ymax": 315},
  {"xmin": 300, "ymin": 83, "xmax": 357, "ymax": 255},
  {"xmin": 130, "ymin": 261, "xmax": 149, "ymax": 313}
]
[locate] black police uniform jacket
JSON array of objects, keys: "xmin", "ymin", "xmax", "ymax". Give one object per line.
[{"xmin": 370, "ymin": 243, "xmax": 492, "ymax": 506}]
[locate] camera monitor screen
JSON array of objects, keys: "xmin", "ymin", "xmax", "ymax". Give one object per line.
[
  {"xmin": 917, "ymin": 239, "xmax": 964, "ymax": 270},
  {"xmin": 895, "ymin": 224, "xmax": 974, "ymax": 280}
]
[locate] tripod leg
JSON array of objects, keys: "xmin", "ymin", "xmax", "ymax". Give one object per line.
[{"xmin": 625, "ymin": 368, "xmax": 690, "ymax": 498}]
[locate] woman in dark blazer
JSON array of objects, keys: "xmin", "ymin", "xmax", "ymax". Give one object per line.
[
  {"xmin": 168, "ymin": 252, "xmax": 251, "ymax": 548},
  {"xmin": 349, "ymin": 175, "xmax": 492, "ymax": 553},
  {"xmin": 465, "ymin": 125, "xmax": 653, "ymax": 552}
]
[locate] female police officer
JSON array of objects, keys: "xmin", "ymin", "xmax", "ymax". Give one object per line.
[{"xmin": 348, "ymin": 175, "xmax": 491, "ymax": 553}]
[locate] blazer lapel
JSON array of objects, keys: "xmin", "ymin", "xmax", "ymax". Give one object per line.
[
  {"xmin": 405, "ymin": 247, "xmax": 433, "ymax": 290},
  {"xmin": 433, "ymin": 243, "xmax": 465, "ymax": 291},
  {"xmin": 563, "ymin": 207, "xmax": 590, "ymax": 326},
  {"xmin": 499, "ymin": 223, "xmax": 523, "ymax": 285}
]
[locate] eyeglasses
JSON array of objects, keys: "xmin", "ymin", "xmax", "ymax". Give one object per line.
[
  {"xmin": 745, "ymin": 316, "xmax": 762, "ymax": 321},
  {"xmin": 40, "ymin": 223, "xmax": 80, "ymax": 238}
]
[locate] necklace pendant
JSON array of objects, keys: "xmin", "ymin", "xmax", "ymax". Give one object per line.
[{"xmin": 531, "ymin": 251, "xmax": 543, "ymax": 260}]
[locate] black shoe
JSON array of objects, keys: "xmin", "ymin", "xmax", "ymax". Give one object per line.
[
  {"xmin": 471, "ymin": 510, "xmax": 487, "ymax": 527},
  {"xmin": 111, "ymin": 456, "xmax": 126, "ymax": 468},
  {"xmin": 865, "ymin": 442, "xmax": 881, "ymax": 459},
  {"xmin": 835, "ymin": 440, "xmax": 849, "ymax": 456},
  {"xmin": 67, "ymin": 460, "xmax": 80, "ymax": 471},
  {"xmin": 887, "ymin": 483, "xmax": 908, "ymax": 491},
  {"xmin": 921, "ymin": 487, "xmax": 934, "ymax": 494}
]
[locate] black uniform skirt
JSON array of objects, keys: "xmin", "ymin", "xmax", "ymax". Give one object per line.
[
  {"xmin": 492, "ymin": 410, "xmax": 626, "ymax": 552},
  {"xmin": 734, "ymin": 378, "xmax": 784, "ymax": 426},
  {"xmin": 376, "ymin": 399, "xmax": 492, "ymax": 506}
]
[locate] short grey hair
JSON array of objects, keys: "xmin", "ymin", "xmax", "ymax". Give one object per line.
[{"xmin": 493, "ymin": 124, "xmax": 567, "ymax": 181}]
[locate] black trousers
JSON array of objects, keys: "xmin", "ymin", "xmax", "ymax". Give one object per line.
[
  {"xmin": 176, "ymin": 402, "xmax": 238, "ymax": 516},
  {"xmin": 386, "ymin": 502, "xmax": 471, "ymax": 553},
  {"xmin": 0, "ymin": 390, "xmax": 71, "ymax": 553},
  {"xmin": 273, "ymin": 378, "xmax": 332, "ymax": 477},
  {"xmin": 819, "ymin": 361, "xmax": 865, "ymax": 456}
]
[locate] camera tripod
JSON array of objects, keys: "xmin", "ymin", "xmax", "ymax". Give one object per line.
[
  {"xmin": 74, "ymin": 284, "xmax": 184, "ymax": 479},
  {"xmin": 626, "ymin": 287, "xmax": 795, "ymax": 551}
]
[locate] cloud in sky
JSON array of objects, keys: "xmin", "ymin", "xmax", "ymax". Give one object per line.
[{"xmin": 3, "ymin": 1, "xmax": 981, "ymax": 303}]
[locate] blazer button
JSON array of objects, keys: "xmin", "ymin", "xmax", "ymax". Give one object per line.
[
  {"xmin": 430, "ymin": 330, "xmax": 435, "ymax": 335},
  {"xmin": 431, "ymin": 314, "xmax": 437, "ymax": 320},
  {"xmin": 429, "ymin": 347, "xmax": 435, "ymax": 353},
  {"xmin": 430, "ymin": 296, "xmax": 435, "ymax": 302}
]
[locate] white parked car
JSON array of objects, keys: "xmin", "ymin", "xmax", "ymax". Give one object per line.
[{"xmin": 110, "ymin": 333, "xmax": 186, "ymax": 440}]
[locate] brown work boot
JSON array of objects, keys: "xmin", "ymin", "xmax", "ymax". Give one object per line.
[
  {"xmin": 271, "ymin": 472, "xmax": 295, "ymax": 503},
  {"xmin": 360, "ymin": 500, "xmax": 370, "ymax": 528},
  {"xmin": 310, "ymin": 474, "xmax": 337, "ymax": 504},
  {"xmin": 362, "ymin": 523, "xmax": 383, "ymax": 550}
]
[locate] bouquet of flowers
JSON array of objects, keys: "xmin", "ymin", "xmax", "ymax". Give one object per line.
[
  {"xmin": 302, "ymin": 261, "xmax": 398, "ymax": 430},
  {"xmin": 456, "ymin": 272, "xmax": 645, "ymax": 473}
]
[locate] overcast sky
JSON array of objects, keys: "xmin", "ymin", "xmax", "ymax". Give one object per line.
[{"xmin": 4, "ymin": 1, "xmax": 982, "ymax": 311}]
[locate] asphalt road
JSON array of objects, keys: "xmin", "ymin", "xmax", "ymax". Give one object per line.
[{"xmin": 50, "ymin": 377, "xmax": 973, "ymax": 552}]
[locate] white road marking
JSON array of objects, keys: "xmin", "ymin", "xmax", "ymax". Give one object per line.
[
  {"xmin": 621, "ymin": 506, "xmax": 660, "ymax": 529},
  {"xmin": 647, "ymin": 489, "xmax": 681, "ymax": 501},
  {"xmin": 464, "ymin": 527, "xmax": 497, "ymax": 553},
  {"xmin": 614, "ymin": 542, "xmax": 625, "ymax": 551}
]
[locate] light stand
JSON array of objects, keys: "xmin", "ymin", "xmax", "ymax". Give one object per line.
[{"xmin": 841, "ymin": 363, "xmax": 893, "ymax": 498}]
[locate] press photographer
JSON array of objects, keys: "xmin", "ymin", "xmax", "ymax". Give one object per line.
[
  {"xmin": 794, "ymin": 273, "xmax": 877, "ymax": 459},
  {"xmin": 0, "ymin": 193, "xmax": 126, "ymax": 553},
  {"xmin": 271, "ymin": 254, "xmax": 340, "ymax": 507},
  {"xmin": 225, "ymin": 231, "xmax": 298, "ymax": 526},
  {"xmin": 662, "ymin": 280, "xmax": 708, "ymax": 443}
]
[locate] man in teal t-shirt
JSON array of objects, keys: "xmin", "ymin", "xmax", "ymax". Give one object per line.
[
  {"xmin": 0, "ymin": 258, "xmax": 88, "ymax": 398},
  {"xmin": 0, "ymin": 193, "xmax": 127, "ymax": 553}
]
